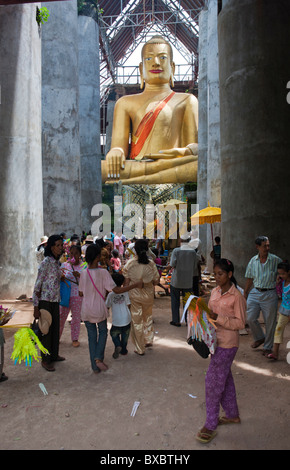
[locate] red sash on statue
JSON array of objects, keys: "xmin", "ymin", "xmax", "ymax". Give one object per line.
[{"xmin": 129, "ymin": 91, "xmax": 175, "ymax": 160}]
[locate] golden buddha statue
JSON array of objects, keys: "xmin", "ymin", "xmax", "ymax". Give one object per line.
[{"xmin": 101, "ymin": 35, "xmax": 198, "ymax": 185}]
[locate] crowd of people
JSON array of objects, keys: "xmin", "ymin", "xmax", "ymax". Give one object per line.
[
  {"xmin": 32, "ymin": 232, "xmax": 166, "ymax": 371},
  {"xmin": 1, "ymin": 231, "xmax": 289, "ymax": 446}
]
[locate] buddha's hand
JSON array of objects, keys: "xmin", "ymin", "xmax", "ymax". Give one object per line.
[
  {"xmin": 159, "ymin": 144, "xmax": 198, "ymax": 157},
  {"xmin": 105, "ymin": 148, "xmax": 126, "ymax": 179}
]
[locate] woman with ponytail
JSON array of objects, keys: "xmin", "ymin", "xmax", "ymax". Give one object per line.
[
  {"xmin": 196, "ymin": 258, "xmax": 246, "ymax": 444},
  {"xmin": 122, "ymin": 239, "xmax": 160, "ymax": 355}
]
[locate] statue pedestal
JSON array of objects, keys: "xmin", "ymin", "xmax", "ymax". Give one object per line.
[
  {"xmin": 121, "ymin": 183, "xmax": 184, "ymax": 208},
  {"xmin": 119, "ymin": 183, "xmax": 185, "ymax": 240}
]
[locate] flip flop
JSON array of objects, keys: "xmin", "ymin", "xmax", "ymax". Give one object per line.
[
  {"xmin": 267, "ymin": 353, "xmax": 278, "ymax": 361},
  {"xmin": 95, "ymin": 360, "xmax": 108, "ymax": 371},
  {"xmin": 196, "ymin": 430, "xmax": 217, "ymax": 444},
  {"xmin": 262, "ymin": 349, "xmax": 272, "ymax": 356},
  {"xmin": 251, "ymin": 339, "xmax": 264, "ymax": 348},
  {"xmin": 218, "ymin": 416, "xmax": 241, "ymax": 425},
  {"xmin": 134, "ymin": 350, "xmax": 145, "ymax": 356}
]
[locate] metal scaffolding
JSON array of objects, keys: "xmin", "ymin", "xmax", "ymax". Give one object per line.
[{"xmin": 97, "ymin": 0, "xmax": 205, "ymax": 102}]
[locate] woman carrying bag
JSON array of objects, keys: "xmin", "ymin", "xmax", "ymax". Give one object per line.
[
  {"xmin": 196, "ymin": 259, "xmax": 246, "ymax": 444},
  {"xmin": 33, "ymin": 234, "xmax": 66, "ymax": 372}
]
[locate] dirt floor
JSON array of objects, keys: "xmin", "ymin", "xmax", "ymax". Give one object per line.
[{"xmin": 0, "ymin": 292, "xmax": 289, "ymax": 452}]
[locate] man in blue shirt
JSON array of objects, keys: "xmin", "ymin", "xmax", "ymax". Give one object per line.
[{"xmin": 244, "ymin": 236, "xmax": 282, "ymax": 355}]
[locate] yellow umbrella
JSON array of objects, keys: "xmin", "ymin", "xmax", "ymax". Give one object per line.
[
  {"xmin": 191, "ymin": 203, "xmax": 221, "ymax": 247},
  {"xmin": 191, "ymin": 203, "xmax": 221, "ymax": 225}
]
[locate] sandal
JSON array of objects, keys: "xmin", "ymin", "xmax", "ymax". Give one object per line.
[
  {"xmin": 72, "ymin": 341, "xmax": 80, "ymax": 347},
  {"xmin": 262, "ymin": 349, "xmax": 272, "ymax": 356},
  {"xmin": 267, "ymin": 353, "xmax": 278, "ymax": 361},
  {"xmin": 251, "ymin": 339, "xmax": 264, "ymax": 348},
  {"xmin": 218, "ymin": 416, "xmax": 241, "ymax": 425},
  {"xmin": 95, "ymin": 360, "xmax": 108, "ymax": 371},
  {"xmin": 196, "ymin": 429, "xmax": 217, "ymax": 444}
]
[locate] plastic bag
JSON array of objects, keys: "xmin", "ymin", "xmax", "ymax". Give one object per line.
[
  {"xmin": 182, "ymin": 295, "xmax": 217, "ymax": 356},
  {"xmin": 60, "ymin": 279, "xmax": 71, "ymax": 307}
]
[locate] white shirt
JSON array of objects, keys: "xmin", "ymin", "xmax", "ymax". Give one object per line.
[{"xmin": 106, "ymin": 291, "xmax": 131, "ymax": 327}]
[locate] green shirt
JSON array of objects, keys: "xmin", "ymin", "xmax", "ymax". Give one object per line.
[{"xmin": 245, "ymin": 253, "xmax": 282, "ymax": 289}]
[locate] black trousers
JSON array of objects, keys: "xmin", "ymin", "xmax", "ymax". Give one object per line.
[
  {"xmin": 38, "ymin": 301, "xmax": 60, "ymax": 363},
  {"xmin": 170, "ymin": 279, "xmax": 199, "ymax": 324},
  {"xmin": 192, "ymin": 276, "xmax": 200, "ymax": 297}
]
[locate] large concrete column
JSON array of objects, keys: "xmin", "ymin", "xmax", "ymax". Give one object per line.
[
  {"xmin": 0, "ymin": 4, "xmax": 43, "ymax": 298},
  {"xmin": 206, "ymin": 1, "xmax": 221, "ymax": 202},
  {"xmin": 218, "ymin": 0, "xmax": 290, "ymax": 285},
  {"xmin": 197, "ymin": 1, "xmax": 221, "ymax": 269},
  {"xmin": 42, "ymin": 0, "xmax": 81, "ymax": 236},
  {"xmin": 197, "ymin": 8, "xmax": 208, "ymax": 257},
  {"xmin": 78, "ymin": 13, "xmax": 102, "ymax": 233}
]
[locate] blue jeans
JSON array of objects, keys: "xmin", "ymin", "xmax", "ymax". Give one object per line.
[
  {"xmin": 246, "ymin": 288, "xmax": 278, "ymax": 350},
  {"xmin": 110, "ymin": 323, "xmax": 131, "ymax": 354},
  {"xmin": 85, "ymin": 320, "xmax": 108, "ymax": 370}
]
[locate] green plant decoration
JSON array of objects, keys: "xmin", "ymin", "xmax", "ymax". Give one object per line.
[{"xmin": 36, "ymin": 6, "xmax": 50, "ymax": 26}]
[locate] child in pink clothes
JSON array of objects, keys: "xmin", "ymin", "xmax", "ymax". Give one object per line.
[
  {"xmin": 110, "ymin": 249, "xmax": 121, "ymax": 273},
  {"xmin": 60, "ymin": 245, "xmax": 86, "ymax": 347}
]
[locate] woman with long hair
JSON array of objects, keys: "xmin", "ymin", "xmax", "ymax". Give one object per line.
[{"xmin": 122, "ymin": 239, "xmax": 160, "ymax": 355}]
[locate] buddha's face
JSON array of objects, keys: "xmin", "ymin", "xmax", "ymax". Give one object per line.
[{"xmin": 140, "ymin": 42, "xmax": 175, "ymax": 85}]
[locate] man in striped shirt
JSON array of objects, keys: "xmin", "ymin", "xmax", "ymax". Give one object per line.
[{"xmin": 244, "ymin": 236, "xmax": 282, "ymax": 355}]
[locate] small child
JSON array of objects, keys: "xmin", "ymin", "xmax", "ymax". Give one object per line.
[
  {"xmin": 151, "ymin": 248, "xmax": 169, "ymax": 296},
  {"xmin": 268, "ymin": 261, "xmax": 290, "ymax": 360},
  {"xmin": 106, "ymin": 273, "xmax": 131, "ymax": 359},
  {"xmin": 111, "ymin": 249, "xmax": 121, "ymax": 273}
]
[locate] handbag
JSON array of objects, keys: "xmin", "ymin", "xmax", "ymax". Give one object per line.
[
  {"xmin": 31, "ymin": 319, "xmax": 40, "ymax": 336},
  {"xmin": 187, "ymin": 336, "xmax": 210, "ymax": 359},
  {"xmin": 60, "ymin": 279, "xmax": 71, "ymax": 307}
]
